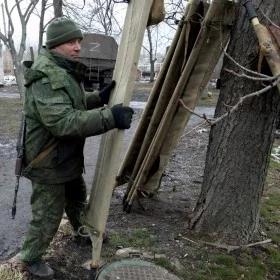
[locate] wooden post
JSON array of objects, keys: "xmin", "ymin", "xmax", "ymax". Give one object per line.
[
  {"xmin": 251, "ymin": 20, "xmax": 280, "ymax": 93},
  {"xmin": 244, "ymin": 0, "xmax": 280, "ymax": 93},
  {"xmin": 85, "ymin": 0, "xmax": 154, "ymax": 269}
]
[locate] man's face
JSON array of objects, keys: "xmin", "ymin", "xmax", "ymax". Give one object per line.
[{"xmin": 52, "ymin": 38, "xmax": 82, "ymax": 60}]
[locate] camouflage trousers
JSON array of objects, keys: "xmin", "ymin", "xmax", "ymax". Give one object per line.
[{"xmin": 20, "ymin": 176, "xmax": 87, "ymax": 263}]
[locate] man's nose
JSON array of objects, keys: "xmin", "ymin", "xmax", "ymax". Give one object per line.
[{"xmin": 74, "ymin": 41, "xmax": 81, "ymax": 51}]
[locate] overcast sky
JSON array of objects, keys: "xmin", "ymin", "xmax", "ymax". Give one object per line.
[
  {"xmin": 0, "ymin": 0, "xmax": 46, "ymax": 48},
  {"xmin": 0, "ymin": 1, "xmax": 129, "ymax": 48},
  {"xmin": 0, "ymin": 0, "xmax": 181, "ymax": 60}
]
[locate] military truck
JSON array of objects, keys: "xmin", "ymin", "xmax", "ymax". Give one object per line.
[{"xmin": 79, "ymin": 33, "xmax": 118, "ymax": 91}]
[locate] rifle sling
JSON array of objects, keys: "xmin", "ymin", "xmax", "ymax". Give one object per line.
[{"xmin": 27, "ymin": 141, "xmax": 58, "ymax": 169}]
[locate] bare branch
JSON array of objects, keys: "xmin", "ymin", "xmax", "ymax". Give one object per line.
[
  {"xmin": 202, "ymin": 239, "xmax": 272, "ymax": 253},
  {"xmin": 25, "ymin": 0, "xmax": 40, "ymax": 23},
  {"xmin": 259, "ymin": 8, "xmax": 280, "ymax": 30},
  {"xmin": 142, "ymin": 44, "xmax": 150, "ymax": 54},
  {"xmin": 223, "ymin": 50, "xmax": 270, "ymax": 78},
  {"xmin": 4, "ymin": 0, "xmax": 15, "ymax": 37},
  {"xmin": 181, "ymin": 120, "xmax": 208, "ymax": 138},
  {"xmin": 224, "ymin": 68, "xmax": 280, "ymax": 81},
  {"xmin": 15, "ymin": 0, "xmax": 24, "ymax": 25},
  {"xmin": 212, "ymin": 77, "xmax": 280, "ymax": 125},
  {"xmin": 179, "ymin": 99, "xmax": 213, "ymax": 125},
  {"xmin": 0, "ymin": 31, "xmax": 8, "ymax": 44},
  {"xmin": 24, "ymin": 0, "xmax": 38, "ymax": 19},
  {"xmin": 178, "ymin": 77, "xmax": 280, "ymax": 127}
]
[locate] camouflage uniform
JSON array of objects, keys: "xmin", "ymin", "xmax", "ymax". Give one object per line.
[{"xmin": 20, "ymin": 49, "xmax": 116, "ymax": 263}]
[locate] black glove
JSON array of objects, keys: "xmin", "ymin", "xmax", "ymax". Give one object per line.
[
  {"xmin": 99, "ymin": 80, "xmax": 116, "ymax": 104},
  {"xmin": 111, "ymin": 104, "xmax": 134, "ymax": 129}
]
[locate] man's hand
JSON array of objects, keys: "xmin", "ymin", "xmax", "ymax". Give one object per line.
[
  {"xmin": 99, "ymin": 80, "xmax": 116, "ymax": 104},
  {"xmin": 111, "ymin": 104, "xmax": 134, "ymax": 129}
]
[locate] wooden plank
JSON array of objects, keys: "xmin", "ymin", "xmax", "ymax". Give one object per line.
[
  {"xmin": 84, "ymin": 0, "xmax": 154, "ymax": 269},
  {"xmin": 117, "ymin": 0, "xmax": 202, "ymax": 192},
  {"xmin": 141, "ymin": 0, "xmax": 236, "ymax": 194},
  {"xmin": 253, "ymin": 23, "xmax": 280, "ymax": 93},
  {"xmin": 116, "ymin": 19, "xmax": 183, "ymax": 187},
  {"xmin": 125, "ymin": 0, "xmax": 237, "ymax": 207}
]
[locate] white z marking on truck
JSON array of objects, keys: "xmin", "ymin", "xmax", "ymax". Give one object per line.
[{"xmin": 89, "ymin": 43, "xmax": 100, "ymax": 52}]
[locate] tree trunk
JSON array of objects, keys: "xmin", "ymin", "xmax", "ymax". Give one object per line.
[
  {"xmin": 12, "ymin": 53, "xmax": 25, "ymax": 97},
  {"xmin": 190, "ymin": 0, "xmax": 280, "ymax": 245},
  {"xmin": 7, "ymin": 40, "xmax": 25, "ymax": 98},
  {"xmin": 147, "ymin": 26, "xmax": 156, "ymax": 82},
  {"xmin": 53, "ymin": 0, "xmax": 63, "ymax": 18},
  {"xmin": 0, "ymin": 42, "xmax": 4, "ymax": 84},
  {"xmin": 38, "ymin": 0, "xmax": 48, "ymax": 52}
]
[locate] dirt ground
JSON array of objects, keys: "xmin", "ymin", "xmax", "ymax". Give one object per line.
[
  {"xmin": 0, "ymin": 83, "xmax": 279, "ymax": 280},
  {"xmin": 34, "ymin": 90, "xmax": 213, "ymax": 280}
]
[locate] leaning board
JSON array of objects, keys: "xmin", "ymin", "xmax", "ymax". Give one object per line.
[{"xmin": 85, "ymin": 0, "xmax": 154, "ymax": 269}]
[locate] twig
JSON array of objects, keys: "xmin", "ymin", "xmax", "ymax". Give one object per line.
[
  {"xmin": 224, "ymin": 68, "xmax": 279, "ymax": 82},
  {"xmin": 181, "ymin": 121, "xmax": 208, "ymax": 138},
  {"xmin": 179, "ymin": 77, "xmax": 279, "ymax": 126},
  {"xmin": 259, "ymin": 8, "xmax": 280, "ymax": 30},
  {"xmin": 222, "ymin": 102, "xmax": 233, "ymax": 109},
  {"xmin": 202, "ymin": 241, "xmax": 237, "ymax": 252},
  {"xmin": 203, "ymin": 239, "xmax": 272, "ymax": 253},
  {"xmin": 223, "ymin": 50, "xmax": 270, "ymax": 78},
  {"xmin": 179, "ymin": 99, "xmax": 213, "ymax": 125},
  {"xmin": 181, "ymin": 236, "xmax": 199, "ymax": 245},
  {"xmin": 212, "ymin": 77, "xmax": 280, "ymax": 125}
]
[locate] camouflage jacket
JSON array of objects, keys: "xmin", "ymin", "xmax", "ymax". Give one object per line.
[{"xmin": 22, "ymin": 49, "xmax": 115, "ymax": 184}]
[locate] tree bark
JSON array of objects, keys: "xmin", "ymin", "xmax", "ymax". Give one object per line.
[
  {"xmin": 1, "ymin": 0, "xmax": 39, "ymax": 98},
  {"xmin": 190, "ymin": 0, "xmax": 280, "ymax": 245},
  {"xmin": 53, "ymin": 0, "xmax": 63, "ymax": 18},
  {"xmin": 38, "ymin": 0, "xmax": 48, "ymax": 52},
  {"xmin": 0, "ymin": 42, "xmax": 4, "ymax": 84}
]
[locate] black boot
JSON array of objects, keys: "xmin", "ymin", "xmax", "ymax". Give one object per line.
[
  {"xmin": 8, "ymin": 254, "xmax": 54, "ymax": 278},
  {"xmin": 27, "ymin": 260, "xmax": 54, "ymax": 278}
]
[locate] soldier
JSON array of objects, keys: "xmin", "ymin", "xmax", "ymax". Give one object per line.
[{"xmin": 12, "ymin": 17, "xmax": 134, "ymax": 278}]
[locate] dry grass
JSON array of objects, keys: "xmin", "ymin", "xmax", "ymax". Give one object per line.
[{"xmin": 0, "ymin": 265, "xmax": 26, "ymax": 280}]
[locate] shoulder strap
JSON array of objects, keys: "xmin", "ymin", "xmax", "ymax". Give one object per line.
[{"xmin": 24, "ymin": 141, "xmax": 58, "ymax": 172}]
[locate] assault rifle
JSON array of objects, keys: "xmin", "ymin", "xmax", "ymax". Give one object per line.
[{"xmin": 12, "ymin": 114, "xmax": 26, "ymax": 219}]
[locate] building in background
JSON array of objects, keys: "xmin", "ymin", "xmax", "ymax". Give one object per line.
[{"xmin": 137, "ymin": 62, "xmax": 163, "ymax": 81}]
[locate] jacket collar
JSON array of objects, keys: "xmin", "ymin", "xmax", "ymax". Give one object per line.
[
  {"xmin": 25, "ymin": 48, "xmax": 87, "ymax": 90},
  {"xmin": 49, "ymin": 50, "xmax": 87, "ymax": 83}
]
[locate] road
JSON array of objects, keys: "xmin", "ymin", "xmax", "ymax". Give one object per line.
[{"xmin": 0, "ymin": 92, "xmax": 214, "ymax": 260}]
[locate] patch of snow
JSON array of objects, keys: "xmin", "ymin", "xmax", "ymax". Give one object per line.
[
  {"xmin": 129, "ymin": 101, "xmax": 146, "ymax": 109},
  {"xmin": 271, "ymin": 145, "xmax": 280, "ymax": 163}
]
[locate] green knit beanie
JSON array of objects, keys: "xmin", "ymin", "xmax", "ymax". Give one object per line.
[{"xmin": 46, "ymin": 17, "xmax": 83, "ymax": 49}]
